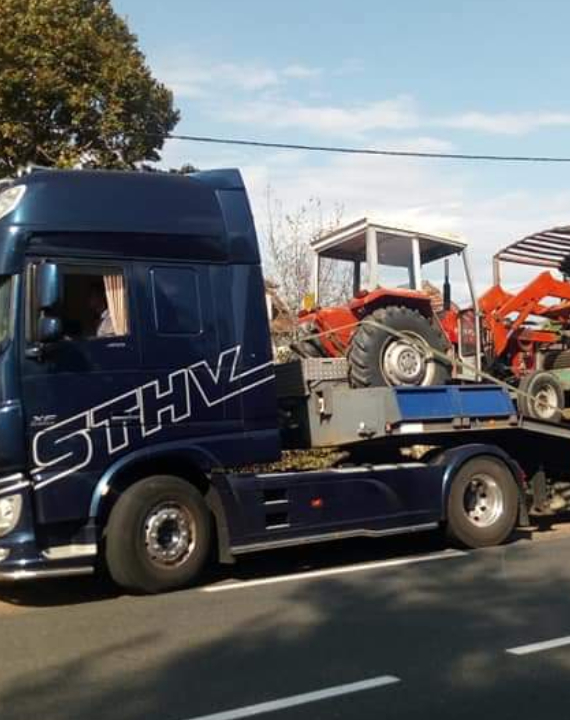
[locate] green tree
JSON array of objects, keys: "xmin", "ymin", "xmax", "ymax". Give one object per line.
[{"xmin": 0, "ymin": 0, "xmax": 180, "ymax": 176}]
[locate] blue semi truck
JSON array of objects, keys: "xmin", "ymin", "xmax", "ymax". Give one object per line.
[{"xmin": 0, "ymin": 166, "xmax": 566, "ymax": 593}]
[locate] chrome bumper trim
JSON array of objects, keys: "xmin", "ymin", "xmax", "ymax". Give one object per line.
[
  {"xmin": 42, "ymin": 544, "xmax": 97, "ymax": 560},
  {"xmin": 0, "ymin": 566, "xmax": 94, "ymax": 581},
  {"xmin": 232, "ymin": 522, "xmax": 439, "ymax": 555}
]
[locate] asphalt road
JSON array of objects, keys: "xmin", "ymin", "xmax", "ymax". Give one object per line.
[{"xmin": 2, "ymin": 526, "xmax": 570, "ymax": 720}]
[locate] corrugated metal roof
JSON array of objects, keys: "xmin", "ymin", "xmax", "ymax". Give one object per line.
[{"xmin": 495, "ymin": 226, "xmax": 570, "ymax": 269}]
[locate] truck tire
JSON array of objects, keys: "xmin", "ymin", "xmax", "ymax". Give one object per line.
[
  {"xmin": 105, "ymin": 475, "xmax": 212, "ymax": 594},
  {"xmin": 517, "ymin": 371, "xmax": 564, "ymax": 423},
  {"xmin": 446, "ymin": 457, "xmax": 518, "ymax": 548},
  {"xmin": 348, "ymin": 306, "xmax": 451, "ymax": 387}
]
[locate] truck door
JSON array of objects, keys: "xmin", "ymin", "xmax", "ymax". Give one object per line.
[
  {"xmin": 134, "ymin": 260, "xmax": 277, "ymax": 467},
  {"xmin": 133, "ymin": 261, "xmax": 238, "ymax": 437},
  {"xmin": 21, "ymin": 257, "xmax": 141, "ymax": 521}
]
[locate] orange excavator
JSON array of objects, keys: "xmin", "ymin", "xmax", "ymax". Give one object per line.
[{"xmin": 295, "ymin": 219, "xmax": 570, "ymax": 422}]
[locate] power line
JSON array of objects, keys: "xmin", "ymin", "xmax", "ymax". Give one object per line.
[
  {"xmin": 4, "ymin": 118, "xmax": 570, "ymax": 163},
  {"xmin": 166, "ymin": 133, "xmax": 570, "ymax": 163}
]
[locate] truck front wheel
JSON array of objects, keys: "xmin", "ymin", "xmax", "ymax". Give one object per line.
[
  {"xmin": 445, "ymin": 457, "xmax": 518, "ymax": 548},
  {"xmin": 105, "ymin": 475, "xmax": 212, "ymax": 594}
]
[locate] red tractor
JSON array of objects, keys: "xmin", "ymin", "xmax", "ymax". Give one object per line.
[{"xmin": 295, "ymin": 219, "xmax": 570, "ymax": 422}]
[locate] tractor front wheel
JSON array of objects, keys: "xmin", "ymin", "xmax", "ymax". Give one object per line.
[
  {"xmin": 348, "ymin": 306, "xmax": 451, "ymax": 388},
  {"xmin": 518, "ymin": 371, "xmax": 564, "ymax": 423}
]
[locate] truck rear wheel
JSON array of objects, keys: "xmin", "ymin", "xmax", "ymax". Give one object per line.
[
  {"xmin": 446, "ymin": 457, "xmax": 518, "ymax": 548},
  {"xmin": 105, "ymin": 475, "xmax": 212, "ymax": 594},
  {"xmin": 348, "ymin": 306, "xmax": 451, "ymax": 388}
]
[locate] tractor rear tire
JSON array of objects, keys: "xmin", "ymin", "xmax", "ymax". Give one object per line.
[
  {"xmin": 348, "ymin": 306, "xmax": 451, "ymax": 388},
  {"xmin": 518, "ymin": 371, "xmax": 564, "ymax": 423}
]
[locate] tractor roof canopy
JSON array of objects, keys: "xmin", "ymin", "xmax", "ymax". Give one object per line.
[
  {"xmin": 495, "ymin": 226, "xmax": 570, "ymax": 271},
  {"xmin": 312, "ymin": 218, "xmax": 466, "ymax": 267}
]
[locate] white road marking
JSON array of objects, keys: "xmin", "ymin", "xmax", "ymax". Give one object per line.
[
  {"xmin": 183, "ymin": 675, "xmax": 400, "ymax": 720},
  {"xmin": 507, "ymin": 635, "xmax": 570, "ymax": 656},
  {"xmin": 203, "ymin": 549, "xmax": 465, "ymax": 593}
]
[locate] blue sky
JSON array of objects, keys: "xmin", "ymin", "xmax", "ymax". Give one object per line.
[{"xmin": 113, "ymin": 0, "xmax": 570, "ymax": 288}]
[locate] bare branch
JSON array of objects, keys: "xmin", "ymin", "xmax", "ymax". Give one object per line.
[{"xmin": 262, "ymin": 186, "xmax": 351, "ymax": 347}]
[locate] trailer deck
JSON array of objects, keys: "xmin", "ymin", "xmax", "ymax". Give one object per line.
[{"xmin": 277, "ymin": 357, "xmax": 570, "ymax": 451}]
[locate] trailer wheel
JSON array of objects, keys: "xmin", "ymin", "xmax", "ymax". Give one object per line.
[
  {"xmin": 105, "ymin": 476, "xmax": 211, "ymax": 594},
  {"xmin": 446, "ymin": 457, "xmax": 518, "ymax": 548},
  {"xmin": 518, "ymin": 371, "xmax": 564, "ymax": 423},
  {"xmin": 348, "ymin": 306, "xmax": 451, "ymax": 387}
]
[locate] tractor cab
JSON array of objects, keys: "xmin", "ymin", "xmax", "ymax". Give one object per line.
[
  {"xmin": 475, "ymin": 226, "xmax": 570, "ymax": 422},
  {"xmin": 311, "ymin": 217, "xmax": 468, "ymax": 301},
  {"xmin": 296, "ymin": 218, "xmax": 482, "ymax": 387}
]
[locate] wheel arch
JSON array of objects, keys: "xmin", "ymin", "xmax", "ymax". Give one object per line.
[{"xmin": 89, "ymin": 443, "xmax": 234, "ymax": 563}]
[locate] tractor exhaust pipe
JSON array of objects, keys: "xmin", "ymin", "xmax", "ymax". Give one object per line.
[{"xmin": 443, "ymin": 259, "xmax": 451, "ymax": 311}]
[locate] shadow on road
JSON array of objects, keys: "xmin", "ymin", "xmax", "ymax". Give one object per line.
[
  {"xmin": 514, "ymin": 511, "xmax": 570, "ymax": 540},
  {"xmin": 2, "ymin": 514, "xmax": 568, "ymax": 609},
  {"xmin": 1, "ymin": 534, "xmax": 570, "ymax": 720},
  {"xmin": 0, "ymin": 573, "xmax": 121, "ymax": 608},
  {"xmin": 0, "ymin": 529, "xmax": 453, "ymax": 608}
]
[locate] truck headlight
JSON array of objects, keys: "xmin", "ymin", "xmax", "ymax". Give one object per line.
[
  {"xmin": 0, "ymin": 495, "xmax": 23, "ymax": 537},
  {"xmin": 0, "ymin": 186, "xmax": 26, "ymax": 222}
]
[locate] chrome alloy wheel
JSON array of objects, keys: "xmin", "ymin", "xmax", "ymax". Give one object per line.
[
  {"xmin": 463, "ymin": 474, "xmax": 504, "ymax": 528},
  {"xmin": 143, "ymin": 502, "xmax": 196, "ymax": 568}
]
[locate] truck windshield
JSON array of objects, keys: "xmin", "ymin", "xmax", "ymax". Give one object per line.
[{"xmin": 0, "ymin": 276, "xmax": 12, "ymax": 349}]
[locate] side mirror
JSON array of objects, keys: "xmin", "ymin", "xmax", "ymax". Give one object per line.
[
  {"xmin": 36, "ymin": 262, "xmax": 62, "ymax": 311},
  {"xmin": 38, "ymin": 315, "xmax": 62, "ymax": 343}
]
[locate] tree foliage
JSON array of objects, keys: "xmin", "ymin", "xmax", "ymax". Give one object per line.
[{"xmin": 0, "ymin": 0, "xmax": 180, "ymax": 176}]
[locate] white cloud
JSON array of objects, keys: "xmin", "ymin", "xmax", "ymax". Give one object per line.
[
  {"xmin": 214, "ymin": 91, "xmax": 570, "ymax": 138},
  {"xmin": 154, "ymin": 49, "xmax": 570, "ymax": 300},
  {"xmin": 439, "ymin": 111, "xmax": 570, "ymax": 135},
  {"xmin": 282, "ymin": 64, "xmax": 322, "ymax": 79},
  {"xmin": 225, "ymin": 96, "xmax": 418, "ymax": 136},
  {"xmin": 156, "ymin": 51, "xmax": 570, "ymax": 138},
  {"xmin": 156, "ymin": 57, "xmax": 322, "ymax": 98},
  {"xmin": 237, "ymin": 150, "xmax": 475, "ymax": 302},
  {"xmin": 237, "ymin": 150, "xmax": 570, "ymax": 294},
  {"xmin": 160, "ymin": 62, "xmax": 280, "ymax": 98},
  {"xmin": 241, "ymin": 145, "xmax": 464, "ymax": 236},
  {"xmin": 160, "ymin": 129, "xmax": 570, "ymax": 301}
]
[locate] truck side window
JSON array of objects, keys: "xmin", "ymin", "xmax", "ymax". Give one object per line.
[
  {"xmin": 151, "ymin": 266, "xmax": 202, "ymax": 335},
  {"xmin": 59, "ymin": 265, "xmax": 129, "ymax": 340}
]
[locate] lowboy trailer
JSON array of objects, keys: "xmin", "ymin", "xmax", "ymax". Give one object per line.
[{"xmin": 0, "ymin": 168, "xmax": 568, "ymax": 593}]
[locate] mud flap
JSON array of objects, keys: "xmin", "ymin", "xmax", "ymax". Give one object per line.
[
  {"xmin": 205, "ymin": 482, "xmax": 235, "ymax": 565},
  {"xmin": 530, "ymin": 468, "xmax": 548, "ymax": 515},
  {"xmin": 518, "ymin": 486, "xmax": 530, "ymax": 527}
]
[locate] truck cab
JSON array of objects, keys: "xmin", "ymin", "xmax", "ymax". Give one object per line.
[{"xmin": 0, "ymin": 168, "xmax": 279, "ymax": 580}]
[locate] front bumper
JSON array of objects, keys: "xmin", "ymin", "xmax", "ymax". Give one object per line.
[{"xmin": 0, "ymin": 483, "xmax": 96, "ymax": 581}]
